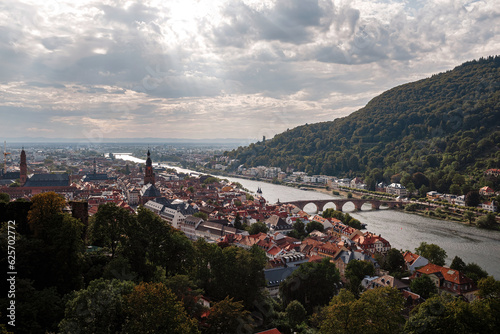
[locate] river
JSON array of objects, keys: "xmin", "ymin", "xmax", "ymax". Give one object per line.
[{"xmin": 115, "ymin": 154, "xmax": 500, "ymax": 279}]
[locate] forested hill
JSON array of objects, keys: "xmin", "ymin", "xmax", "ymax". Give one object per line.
[{"xmin": 227, "ymin": 56, "xmax": 500, "ymax": 195}]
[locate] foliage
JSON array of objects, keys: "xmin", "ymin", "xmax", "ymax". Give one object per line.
[
  {"xmin": 0, "ymin": 193, "xmax": 9, "ymax": 203},
  {"xmin": 285, "ymin": 300, "xmax": 307, "ymax": 330},
  {"xmin": 122, "ymin": 282, "xmax": 199, "ymax": 334},
  {"xmin": 463, "ymin": 210, "xmax": 475, "ymax": 224},
  {"xmin": 306, "ymin": 221, "xmax": 325, "ymax": 234},
  {"xmin": 89, "ymin": 203, "xmax": 135, "ymax": 258},
  {"xmin": 345, "ymin": 259, "xmax": 375, "ymax": 297},
  {"xmin": 203, "ymin": 296, "xmax": 252, "ymax": 334},
  {"xmin": 476, "ymin": 212, "xmax": 497, "ymax": 229},
  {"xmin": 404, "ymin": 294, "xmax": 495, "ymax": 333},
  {"xmin": 465, "ymin": 191, "xmax": 481, "ymax": 207},
  {"xmin": 227, "ymin": 57, "xmax": 500, "ymax": 194},
  {"xmin": 450, "ymin": 256, "xmax": 466, "ymax": 272},
  {"xmin": 462, "ymin": 262, "xmax": 488, "ymax": 284},
  {"xmin": 320, "ymin": 287, "xmax": 405, "ymax": 334},
  {"xmin": 383, "ymin": 248, "xmax": 406, "ymax": 273},
  {"xmin": 59, "ymin": 279, "xmax": 135, "ymax": 334},
  {"xmin": 27, "ymin": 192, "xmax": 66, "ymax": 237},
  {"xmin": 415, "ymin": 242, "xmax": 447, "ymax": 266},
  {"xmin": 165, "ymin": 275, "xmax": 206, "ymax": 318},
  {"xmin": 193, "ymin": 240, "xmax": 267, "ymax": 309},
  {"xmin": 280, "ymin": 258, "xmax": 340, "ymax": 313},
  {"xmin": 410, "ymin": 275, "xmax": 438, "ymax": 299},
  {"xmin": 248, "ymin": 221, "xmax": 268, "ymax": 235}
]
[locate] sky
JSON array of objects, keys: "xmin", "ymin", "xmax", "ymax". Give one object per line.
[{"xmin": 0, "ymin": 0, "xmax": 499, "ymax": 143}]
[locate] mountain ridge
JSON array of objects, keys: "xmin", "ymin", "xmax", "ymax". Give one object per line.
[{"xmin": 227, "ymin": 56, "xmax": 500, "ymax": 195}]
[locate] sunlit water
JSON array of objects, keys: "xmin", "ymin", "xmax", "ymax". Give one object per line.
[{"xmin": 115, "ymin": 154, "xmax": 500, "ymax": 279}]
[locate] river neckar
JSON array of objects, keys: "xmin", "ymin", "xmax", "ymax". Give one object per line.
[{"xmin": 114, "ymin": 154, "xmax": 500, "ymax": 279}]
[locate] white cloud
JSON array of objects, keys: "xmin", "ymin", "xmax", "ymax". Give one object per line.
[{"xmin": 0, "ymin": 0, "xmax": 498, "ymax": 140}]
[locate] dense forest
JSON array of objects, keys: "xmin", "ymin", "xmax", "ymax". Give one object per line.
[{"xmin": 227, "ymin": 56, "xmax": 500, "ymax": 195}]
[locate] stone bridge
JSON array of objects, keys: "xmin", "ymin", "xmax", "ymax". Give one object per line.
[{"xmin": 280, "ymin": 198, "xmax": 402, "ymax": 212}]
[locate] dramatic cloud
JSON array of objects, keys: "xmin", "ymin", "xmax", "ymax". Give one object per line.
[{"xmin": 0, "ymin": 0, "xmax": 498, "ymax": 141}]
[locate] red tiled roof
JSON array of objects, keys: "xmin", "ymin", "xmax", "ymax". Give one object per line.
[{"xmin": 415, "ymin": 263, "xmax": 474, "ymax": 285}]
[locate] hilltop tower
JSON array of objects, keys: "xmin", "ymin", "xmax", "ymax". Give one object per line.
[
  {"xmin": 144, "ymin": 150, "xmax": 155, "ymax": 185},
  {"xmin": 20, "ymin": 148, "xmax": 27, "ymax": 185}
]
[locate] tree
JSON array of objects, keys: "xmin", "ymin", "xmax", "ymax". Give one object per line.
[
  {"xmin": 292, "ymin": 220, "xmax": 307, "ymax": 239},
  {"xmin": 234, "ymin": 213, "xmax": 243, "ymax": 230},
  {"xmin": 59, "ymin": 279, "xmax": 135, "ymax": 334},
  {"xmin": 280, "ymin": 258, "xmax": 340, "ymax": 313},
  {"xmin": 450, "ymin": 256, "xmax": 466, "ymax": 272},
  {"xmin": 27, "ymin": 192, "xmax": 66, "ymax": 237},
  {"xmin": 384, "ymin": 248, "xmax": 405, "ymax": 273},
  {"xmin": 410, "ymin": 275, "xmax": 438, "ymax": 299},
  {"xmin": 0, "ymin": 193, "xmax": 9, "ymax": 203},
  {"xmin": 320, "ymin": 287, "xmax": 404, "ymax": 334},
  {"xmin": 285, "ymin": 300, "xmax": 307, "ymax": 330},
  {"xmin": 465, "ymin": 191, "xmax": 481, "ymax": 207},
  {"xmin": 204, "ymin": 297, "xmax": 252, "ymax": 334},
  {"xmin": 193, "ymin": 242, "xmax": 267, "ymax": 309},
  {"xmin": 319, "ymin": 289, "xmax": 358, "ymax": 334},
  {"xmin": 463, "ymin": 263, "xmax": 488, "ymax": 283},
  {"xmin": 89, "ymin": 203, "xmax": 135, "ymax": 258},
  {"xmin": 248, "ymin": 221, "xmax": 268, "ymax": 235},
  {"xmin": 122, "ymin": 282, "xmax": 199, "ymax": 334},
  {"xmin": 404, "ymin": 294, "xmax": 490, "ymax": 333},
  {"xmin": 463, "ymin": 210, "xmax": 475, "ymax": 225},
  {"xmin": 306, "ymin": 221, "xmax": 325, "ymax": 234},
  {"xmin": 165, "ymin": 275, "xmax": 206, "ymax": 318},
  {"xmin": 476, "ymin": 212, "xmax": 497, "ymax": 229},
  {"xmin": 345, "ymin": 260, "xmax": 375, "ymax": 297},
  {"xmin": 415, "ymin": 242, "xmax": 447, "ymax": 266}
]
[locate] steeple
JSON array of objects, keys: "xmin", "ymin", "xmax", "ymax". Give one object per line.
[
  {"xmin": 93, "ymin": 158, "xmax": 97, "ymax": 174},
  {"xmin": 144, "ymin": 149, "xmax": 155, "ymax": 185},
  {"xmin": 20, "ymin": 147, "xmax": 27, "ymax": 186}
]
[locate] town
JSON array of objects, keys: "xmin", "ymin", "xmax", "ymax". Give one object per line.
[{"xmin": 1, "ymin": 144, "xmax": 495, "ymax": 305}]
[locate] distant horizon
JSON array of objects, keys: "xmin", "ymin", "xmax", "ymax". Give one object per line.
[{"xmin": 0, "ymin": 136, "xmax": 258, "ymax": 145}]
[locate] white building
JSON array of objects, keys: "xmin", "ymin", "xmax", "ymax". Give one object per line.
[{"xmin": 386, "ymin": 183, "xmax": 407, "ymax": 197}]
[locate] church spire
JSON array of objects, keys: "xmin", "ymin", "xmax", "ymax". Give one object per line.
[
  {"xmin": 144, "ymin": 149, "xmax": 155, "ymax": 185},
  {"xmin": 20, "ymin": 148, "xmax": 27, "ymax": 186}
]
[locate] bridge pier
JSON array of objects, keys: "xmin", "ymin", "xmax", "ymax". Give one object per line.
[{"xmin": 372, "ymin": 203, "xmax": 380, "ymax": 210}]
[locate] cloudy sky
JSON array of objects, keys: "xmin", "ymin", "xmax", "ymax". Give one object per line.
[{"xmin": 0, "ymin": 0, "xmax": 498, "ymax": 142}]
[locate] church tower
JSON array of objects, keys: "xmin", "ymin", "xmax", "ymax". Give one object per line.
[
  {"xmin": 20, "ymin": 148, "xmax": 27, "ymax": 185},
  {"xmin": 93, "ymin": 158, "xmax": 97, "ymax": 174},
  {"xmin": 144, "ymin": 150, "xmax": 155, "ymax": 185}
]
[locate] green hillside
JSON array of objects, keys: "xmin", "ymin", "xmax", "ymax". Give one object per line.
[{"xmin": 227, "ymin": 56, "xmax": 500, "ymax": 195}]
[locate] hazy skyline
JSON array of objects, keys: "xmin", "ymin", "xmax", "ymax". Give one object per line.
[{"xmin": 1, "ymin": 0, "xmax": 498, "ymax": 143}]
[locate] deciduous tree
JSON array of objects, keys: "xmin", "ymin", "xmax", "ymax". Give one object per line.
[
  {"xmin": 122, "ymin": 282, "xmax": 199, "ymax": 334},
  {"xmin": 415, "ymin": 242, "xmax": 447, "ymax": 266}
]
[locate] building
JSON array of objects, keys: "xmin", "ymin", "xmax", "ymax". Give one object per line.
[
  {"xmin": 140, "ymin": 150, "xmax": 161, "ymax": 204},
  {"xmin": 144, "ymin": 150, "xmax": 155, "ymax": 185},
  {"xmin": 265, "ymin": 215, "xmax": 293, "ymax": 234},
  {"xmin": 481, "ymin": 200, "xmax": 497, "ymax": 212},
  {"xmin": 0, "ymin": 148, "xmax": 76, "ymax": 199},
  {"xmin": 386, "ymin": 183, "xmax": 407, "ymax": 197},
  {"xmin": 412, "ymin": 263, "xmax": 477, "ymax": 302},
  {"xmin": 403, "ymin": 251, "xmax": 429, "ymax": 273},
  {"xmin": 479, "ymin": 186, "xmax": 495, "ymax": 197},
  {"xmin": 82, "ymin": 158, "xmax": 113, "ymax": 182}
]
